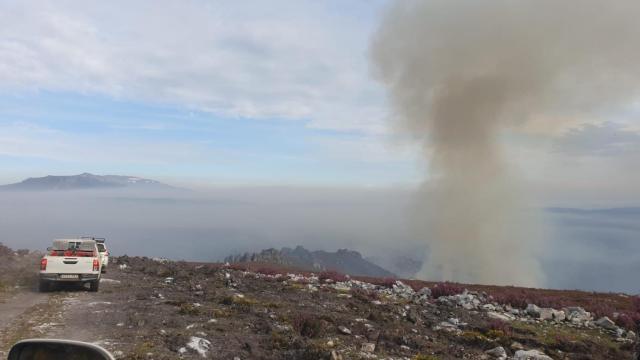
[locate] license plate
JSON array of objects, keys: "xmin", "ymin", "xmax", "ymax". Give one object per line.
[{"xmin": 60, "ymin": 274, "xmax": 78, "ymax": 279}]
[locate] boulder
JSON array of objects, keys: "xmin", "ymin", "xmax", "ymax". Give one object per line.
[
  {"xmin": 564, "ymin": 307, "xmax": 592, "ymax": 324},
  {"xmin": 538, "ymin": 308, "xmax": 554, "ymax": 321},
  {"xmin": 487, "ymin": 311, "xmax": 514, "ymax": 322},
  {"xmin": 392, "ymin": 281, "xmax": 415, "ymax": 299},
  {"xmin": 482, "ymin": 303, "xmax": 497, "ymax": 311},
  {"xmin": 414, "ymin": 287, "xmax": 432, "ymax": 303},
  {"xmin": 485, "ymin": 346, "xmax": 507, "ymax": 359},
  {"xmin": 551, "ymin": 309, "xmax": 566, "ymax": 321},
  {"xmin": 514, "ymin": 349, "xmax": 553, "ymax": 360},
  {"xmin": 526, "ymin": 304, "xmax": 541, "ymax": 317},
  {"xmin": 595, "ymin": 316, "xmax": 617, "ymax": 331}
]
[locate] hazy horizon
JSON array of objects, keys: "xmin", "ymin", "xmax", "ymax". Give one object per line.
[{"xmin": 0, "ymin": 184, "xmax": 638, "ymax": 294}]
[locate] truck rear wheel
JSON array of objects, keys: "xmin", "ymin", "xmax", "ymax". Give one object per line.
[
  {"xmin": 38, "ymin": 280, "xmax": 49, "ymax": 292},
  {"xmin": 89, "ymin": 279, "xmax": 100, "ymax": 292}
]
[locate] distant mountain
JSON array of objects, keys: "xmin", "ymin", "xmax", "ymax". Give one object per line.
[
  {"xmin": 0, "ymin": 173, "xmax": 174, "ymax": 191},
  {"xmin": 366, "ymin": 255, "xmax": 423, "ymax": 279},
  {"xmin": 224, "ymin": 245, "xmax": 396, "ymax": 278}
]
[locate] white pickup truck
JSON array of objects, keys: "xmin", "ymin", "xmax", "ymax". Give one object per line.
[{"xmin": 39, "ymin": 239, "xmax": 102, "ymax": 292}]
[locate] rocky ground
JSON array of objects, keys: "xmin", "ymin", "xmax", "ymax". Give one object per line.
[{"xmin": 0, "ymin": 244, "xmax": 638, "ymax": 359}]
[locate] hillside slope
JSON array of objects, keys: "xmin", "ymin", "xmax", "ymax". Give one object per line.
[{"xmin": 0, "ymin": 243, "xmax": 638, "ymax": 359}]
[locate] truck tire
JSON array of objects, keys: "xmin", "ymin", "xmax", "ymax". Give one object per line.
[
  {"xmin": 101, "ymin": 267, "xmax": 106, "ymax": 274},
  {"xmin": 89, "ymin": 280, "xmax": 100, "ymax": 292},
  {"xmin": 38, "ymin": 280, "xmax": 49, "ymax": 292}
]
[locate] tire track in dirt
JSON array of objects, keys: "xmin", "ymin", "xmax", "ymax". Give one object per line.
[{"xmin": 0, "ymin": 290, "xmax": 62, "ymax": 357}]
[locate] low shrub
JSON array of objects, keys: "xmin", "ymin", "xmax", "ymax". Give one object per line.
[
  {"xmin": 291, "ymin": 313, "xmax": 325, "ymax": 338},
  {"xmin": 413, "ymin": 355, "xmax": 439, "ymax": 360},
  {"xmin": 430, "ymin": 282, "xmax": 464, "ymax": 298},
  {"xmin": 178, "ymin": 303, "xmax": 201, "ymax": 315},
  {"xmin": 318, "ymin": 271, "xmax": 347, "ymax": 283},
  {"xmin": 486, "ymin": 319, "xmax": 512, "ymax": 337},
  {"xmin": 615, "ymin": 312, "xmax": 640, "ymax": 331},
  {"xmin": 256, "ymin": 267, "xmax": 280, "ymax": 276}
]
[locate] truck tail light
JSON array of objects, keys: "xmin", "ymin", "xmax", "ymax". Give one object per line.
[
  {"xmin": 93, "ymin": 259, "xmax": 100, "ymax": 271},
  {"xmin": 40, "ymin": 258, "xmax": 47, "ymax": 271}
]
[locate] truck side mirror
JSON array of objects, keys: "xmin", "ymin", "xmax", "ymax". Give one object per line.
[
  {"xmin": 8, "ymin": 339, "xmax": 114, "ymax": 360},
  {"xmin": 46, "ymin": 247, "xmax": 52, "ymax": 252}
]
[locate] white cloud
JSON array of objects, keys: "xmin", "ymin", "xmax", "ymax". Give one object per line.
[{"xmin": 0, "ymin": 0, "xmax": 388, "ymax": 134}]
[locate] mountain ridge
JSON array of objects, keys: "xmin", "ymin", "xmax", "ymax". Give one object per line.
[
  {"xmin": 0, "ymin": 173, "xmax": 174, "ymax": 191},
  {"xmin": 224, "ymin": 245, "xmax": 396, "ymax": 278}
]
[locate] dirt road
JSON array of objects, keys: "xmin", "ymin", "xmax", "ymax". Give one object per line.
[{"xmin": 0, "ymin": 275, "xmax": 123, "ymax": 358}]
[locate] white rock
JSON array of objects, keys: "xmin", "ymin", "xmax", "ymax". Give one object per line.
[
  {"xmin": 391, "ymin": 281, "xmax": 415, "ymax": 299},
  {"xmin": 338, "ymin": 326, "xmax": 352, "ymax": 335},
  {"xmin": 551, "ymin": 309, "xmax": 566, "ymax": 321},
  {"xmin": 485, "ymin": 346, "xmax": 507, "ymax": 359},
  {"xmin": 487, "ymin": 311, "xmax": 514, "ymax": 322},
  {"xmin": 595, "ymin": 316, "xmax": 617, "ymax": 330},
  {"xmin": 482, "ymin": 304, "xmax": 497, "ymax": 311},
  {"xmin": 526, "ymin": 304, "xmax": 541, "ymax": 317},
  {"xmin": 538, "ymin": 308, "xmax": 554, "ymax": 321},
  {"xmin": 361, "ymin": 342, "xmax": 376, "ymax": 353},
  {"xmin": 564, "ymin": 307, "xmax": 592, "ymax": 324},
  {"xmin": 514, "ymin": 349, "xmax": 553, "ymax": 360},
  {"xmin": 186, "ymin": 336, "xmax": 211, "ymax": 358}
]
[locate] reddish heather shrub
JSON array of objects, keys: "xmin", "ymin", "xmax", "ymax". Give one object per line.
[
  {"xmin": 615, "ymin": 312, "xmax": 640, "ymax": 331},
  {"xmin": 430, "ymin": 282, "xmax": 464, "ymax": 298},
  {"xmin": 633, "ymin": 296, "xmax": 640, "ymax": 312},
  {"xmin": 375, "ymin": 277, "xmax": 397, "ymax": 288},
  {"xmin": 588, "ymin": 303, "xmax": 617, "ymax": 319},
  {"xmin": 227, "ymin": 263, "xmax": 248, "ymax": 271},
  {"xmin": 256, "ymin": 267, "xmax": 280, "ymax": 276},
  {"xmin": 318, "ymin": 271, "xmax": 348, "ymax": 283},
  {"xmin": 492, "ymin": 293, "xmax": 529, "ymax": 309}
]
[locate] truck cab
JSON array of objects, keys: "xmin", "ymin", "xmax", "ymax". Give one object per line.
[
  {"xmin": 39, "ymin": 239, "xmax": 102, "ymax": 292},
  {"xmin": 94, "ymin": 238, "xmax": 109, "ymax": 273}
]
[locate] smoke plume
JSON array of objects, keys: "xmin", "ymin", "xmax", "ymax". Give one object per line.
[{"xmin": 371, "ymin": 0, "xmax": 640, "ymax": 286}]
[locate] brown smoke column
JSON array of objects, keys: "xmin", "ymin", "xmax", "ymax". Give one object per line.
[{"xmin": 371, "ymin": 0, "xmax": 640, "ymax": 286}]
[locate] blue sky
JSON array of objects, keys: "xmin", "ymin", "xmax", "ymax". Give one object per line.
[
  {"xmin": 0, "ymin": 0, "xmax": 423, "ymax": 186},
  {"xmin": 0, "ymin": 0, "xmax": 639, "ymax": 205},
  {"xmin": 0, "ymin": 90, "xmax": 418, "ymax": 186}
]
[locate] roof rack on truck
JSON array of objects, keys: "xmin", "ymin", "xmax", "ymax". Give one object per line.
[{"xmin": 81, "ymin": 236, "xmax": 106, "ymax": 243}]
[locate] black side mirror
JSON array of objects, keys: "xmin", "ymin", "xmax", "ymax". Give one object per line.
[{"xmin": 8, "ymin": 339, "xmax": 114, "ymax": 360}]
